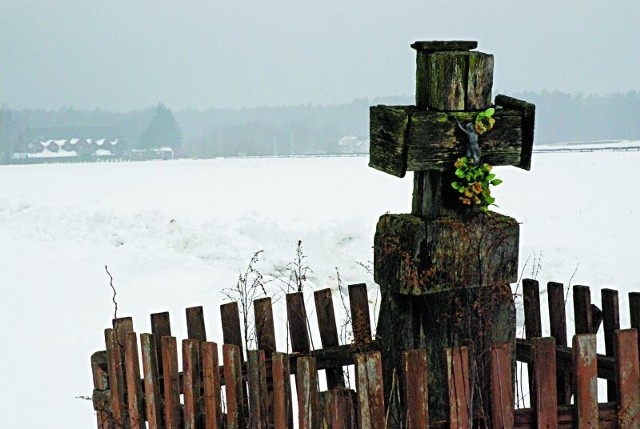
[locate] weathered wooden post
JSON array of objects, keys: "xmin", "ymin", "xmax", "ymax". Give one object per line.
[{"xmin": 370, "ymin": 41, "xmax": 535, "ymax": 425}]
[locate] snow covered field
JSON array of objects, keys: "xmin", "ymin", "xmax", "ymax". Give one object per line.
[{"xmin": 1, "ymin": 146, "xmax": 638, "ymax": 428}]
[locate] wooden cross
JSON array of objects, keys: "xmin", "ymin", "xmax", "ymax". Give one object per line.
[
  {"xmin": 371, "ymin": 41, "xmax": 535, "ymax": 424},
  {"xmin": 369, "ymin": 41, "xmax": 535, "ymax": 219}
]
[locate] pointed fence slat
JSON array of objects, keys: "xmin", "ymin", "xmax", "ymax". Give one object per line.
[
  {"xmin": 254, "ymin": 298, "xmax": 276, "ymax": 354},
  {"xmin": 224, "ymin": 344, "xmax": 245, "ymax": 429},
  {"xmin": 402, "ymin": 349, "xmax": 429, "ymax": 429},
  {"xmin": 90, "ymin": 351, "xmax": 111, "ymax": 429},
  {"xmin": 523, "ymin": 279, "xmax": 542, "ymax": 338},
  {"xmin": 446, "ymin": 347, "xmax": 471, "ymax": 429},
  {"xmin": 287, "ymin": 292, "xmax": 311, "ymax": 353},
  {"xmin": 355, "ymin": 352, "xmax": 385, "ymax": 429},
  {"xmin": 490, "ymin": 343, "xmax": 514, "ymax": 429},
  {"xmin": 629, "ymin": 293, "xmax": 640, "ymax": 355},
  {"xmin": 547, "ymin": 281, "xmax": 571, "ymax": 404},
  {"xmin": 113, "ymin": 317, "xmax": 134, "ymax": 347},
  {"xmin": 202, "ymin": 342, "xmax": 222, "ymax": 429},
  {"xmin": 272, "ymin": 353, "xmax": 293, "ymax": 429},
  {"xmin": 573, "ymin": 334, "xmax": 598, "ymax": 428},
  {"xmin": 125, "ymin": 331, "xmax": 146, "ymax": 429},
  {"xmin": 186, "ymin": 306, "xmax": 207, "ymax": 341},
  {"xmin": 531, "ymin": 337, "xmax": 558, "ymax": 428},
  {"xmin": 574, "ymin": 285, "xmax": 594, "ymax": 334},
  {"xmin": 601, "ymin": 288, "xmax": 620, "ymax": 401},
  {"xmin": 140, "ymin": 333, "xmax": 163, "ymax": 429},
  {"xmin": 221, "ymin": 303, "xmax": 245, "ymax": 359},
  {"xmin": 162, "ymin": 336, "xmax": 181, "ymax": 429},
  {"xmin": 183, "ymin": 339, "xmax": 202, "ymax": 429},
  {"xmin": 547, "ymin": 282, "xmax": 567, "ymax": 345},
  {"xmin": 314, "ymin": 288, "xmax": 345, "ymax": 389},
  {"xmin": 349, "ymin": 283, "xmax": 372, "ymax": 345},
  {"xmin": 297, "ymin": 357, "xmax": 320, "ymax": 429},
  {"xmin": 151, "ymin": 311, "xmax": 172, "ymax": 378},
  {"xmin": 615, "ymin": 329, "xmax": 640, "ymax": 428},
  {"xmin": 248, "ymin": 350, "xmax": 269, "ymax": 429},
  {"xmin": 105, "ymin": 328, "xmax": 127, "ymax": 429}
]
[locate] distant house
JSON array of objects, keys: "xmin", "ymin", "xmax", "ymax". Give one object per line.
[
  {"xmin": 337, "ymin": 135, "xmax": 369, "ymax": 155},
  {"xmin": 18, "ymin": 126, "xmax": 125, "ymax": 162}
]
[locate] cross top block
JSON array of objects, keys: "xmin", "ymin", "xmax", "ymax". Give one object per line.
[{"xmin": 369, "ymin": 40, "xmax": 535, "ymax": 178}]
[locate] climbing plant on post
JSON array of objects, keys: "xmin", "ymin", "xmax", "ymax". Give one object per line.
[{"xmin": 369, "ymin": 40, "xmax": 535, "ymax": 426}]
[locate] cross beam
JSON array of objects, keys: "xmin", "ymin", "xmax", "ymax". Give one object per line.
[{"xmin": 369, "ymin": 94, "xmax": 535, "ymax": 178}]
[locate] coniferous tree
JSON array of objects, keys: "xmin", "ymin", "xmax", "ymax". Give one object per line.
[{"xmin": 138, "ymin": 103, "xmax": 182, "ymax": 149}]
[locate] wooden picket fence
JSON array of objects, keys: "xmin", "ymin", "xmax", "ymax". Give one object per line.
[{"xmin": 90, "ymin": 280, "xmax": 640, "ymax": 428}]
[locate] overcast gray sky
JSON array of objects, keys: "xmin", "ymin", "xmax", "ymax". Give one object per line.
[{"xmin": 1, "ymin": 1, "xmax": 639, "ymax": 111}]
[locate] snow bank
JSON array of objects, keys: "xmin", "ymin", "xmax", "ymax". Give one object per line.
[{"xmin": 0, "ymin": 151, "xmax": 637, "ymax": 428}]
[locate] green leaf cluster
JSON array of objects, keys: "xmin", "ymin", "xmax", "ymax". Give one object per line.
[
  {"xmin": 474, "ymin": 107, "xmax": 495, "ymax": 135},
  {"xmin": 451, "ymin": 156, "xmax": 503, "ymax": 212}
]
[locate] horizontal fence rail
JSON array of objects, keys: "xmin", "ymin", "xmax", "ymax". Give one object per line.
[{"xmin": 91, "ymin": 281, "xmax": 640, "ymax": 428}]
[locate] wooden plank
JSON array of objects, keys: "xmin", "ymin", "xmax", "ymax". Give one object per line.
[
  {"xmin": 513, "ymin": 403, "xmax": 618, "ymax": 427},
  {"xmin": 272, "ymin": 353, "xmax": 293, "ymax": 429},
  {"xmin": 254, "ymin": 297, "xmax": 276, "ymax": 354},
  {"xmin": 531, "ymin": 337, "xmax": 558, "ymax": 428},
  {"xmin": 490, "ymin": 343, "xmax": 514, "ymax": 429},
  {"xmin": 427, "ymin": 51, "xmax": 467, "ymax": 110},
  {"xmin": 354, "ymin": 352, "xmax": 385, "ymax": 429},
  {"xmin": 140, "ymin": 334, "xmax": 163, "ymax": 429},
  {"xmin": 125, "ymin": 331, "xmax": 146, "ymax": 429},
  {"xmin": 629, "ymin": 293, "xmax": 640, "ymax": 354},
  {"xmin": 402, "ymin": 349, "xmax": 429, "ymax": 429},
  {"xmin": 547, "ymin": 281, "xmax": 571, "ymax": 405},
  {"xmin": 411, "ymin": 41, "xmax": 478, "ymax": 109},
  {"xmin": 286, "ymin": 292, "xmax": 311, "ymax": 353},
  {"xmin": 202, "ymin": 342, "xmax": 222, "ymax": 429},
  {"xmin": 601, "ymin": 288, "xmax": 620, "ymax": 402},
  {"xmin": 574, "ymin": 285, "xmax": 593, "ymax": 335},
  {"xmin": 313, "ymin": 288, "xmax": 345, "ymax": 389},
  {"xmin": 297, "ymin": 357, "xmax": 320, "ymax": 429},
  {"xmin": 407, "ymin": 108, "xmax": 525, "ymax": 171},
  {"xmin": 151, "ymin": 311, "xmax": 172, "ymax": 378},
  {"xmin": 494, "ymin": 94, "xmax": 535, "ymax": 171},
  {"xmin": 369, "ymin": 105, "xmax": 410, "ymax": 178},
  {"xmin": 516, "ymin": 338, "xmax": 616, "ymax": 381},
  {"xmin": 186, "ymin": 306, "xmax": 207, "ymax": 341},
  {"xmin": 466, "ymin": 52, "xmax": 494, "ymax": 110},
  {"xmin": 105, "ymin": 328, "xmax": 127, "ymax": 428},
  {"xmin": 573, "ymin": 334, "xmax": 598, "ymax": 428},
  {"xmin": 183, "ymin": 339, "xmax": 202, "ymax": 429},
  {"xmin": 523, "ymin": 278, "xmax": 542, "ymax": 338},
  {"xmin": 248, "ymin": 350, "xmax": 269, "ymax": 429},
  {"xmin": 90, "ymin": 350, "xmax": 111, "ymax": 429},
  {"xmin": 615, "ymin": 329, "xmax": 640, "ymax": 428},
  {"xmin": 221, "ymin": 302, "xmax": 245, "ymax": 359},
  {"xmin": 369, "ymin": 105, "xmax": 529, "ymax": 176},
  {"xmin": 161, "ymin": 336, "xmax": 181, "ymax": 429},
  {"xmin": 349, "ymin": 283, "xmax": 372, "ymax": 345},
  {"xmin": 547, "ymin": 282, "xmax": 567, "ymax": 344},
  {"xmin": 223, "ymin": 344, "xmax": 245, "ymax": 429},
  {"xmin": 446, "ymin": 347, "xmax": 471, "ymax": 429}
]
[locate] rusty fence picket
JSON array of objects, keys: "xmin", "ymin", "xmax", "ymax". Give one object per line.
[
  {"xmin": 202, "ymin": 341, "xmax": 222, "ymax": 429},
  {"xmin": 140, "ymin": 333, "xmax": 163, "ymax": 429}
]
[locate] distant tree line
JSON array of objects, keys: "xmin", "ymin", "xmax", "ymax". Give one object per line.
[{"xmin": 1, "ymin": 91, "xmax": 639, "ymax": 162}]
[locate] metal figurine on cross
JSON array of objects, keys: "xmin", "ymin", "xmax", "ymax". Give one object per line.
[{"xmin": 369, "ymin": 41, "xmax": 535, "ymax": 424}]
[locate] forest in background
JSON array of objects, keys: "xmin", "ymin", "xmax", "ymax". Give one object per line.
[{"xmin": 1, "ymin": 90, "xmax": 639, "ymax": 162}]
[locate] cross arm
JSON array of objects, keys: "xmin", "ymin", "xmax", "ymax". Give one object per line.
[{"xmin": 369, "ymin": 95, "xmax": 535, "ymax": 177}]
